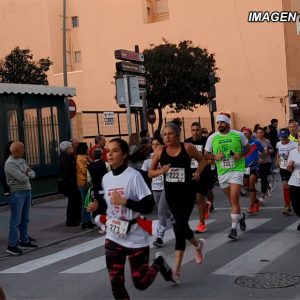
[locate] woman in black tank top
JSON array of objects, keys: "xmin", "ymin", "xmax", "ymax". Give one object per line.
[{"xmin": 149, "ymin": 123, "xmax": 207, "ymax": 282}]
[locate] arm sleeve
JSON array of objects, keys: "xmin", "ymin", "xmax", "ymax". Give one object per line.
[{"xmin": 125, "ymin": 194, "xmax": 153, "ymax": 214}]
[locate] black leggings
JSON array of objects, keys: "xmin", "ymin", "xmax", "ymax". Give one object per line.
[
  {"xmin": 165, "ymin": 185, "xmax": 196, "ymax": 251},
  {"xmin": 105, "ymin": 239, "xmax": 159, "ymax": 300},
  {"xmin": 259, "ymin": 162, "xmax": 271, "ymax": 193},
  {"xmin": 290, "ymin": 185, "xmax": 300, "ymax": 218}
]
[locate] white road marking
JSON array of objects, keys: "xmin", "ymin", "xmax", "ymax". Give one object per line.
[
  {"xmin": 61, "ymin": 219, "xmax": 215, "ymax": 273},
  {"xmin": 213, "ymin": 221, "xmax": 299, "ymax": 276},
  {"xmin": 0, "ymin": 237, "xmax": 106, "ymax": 274},
  {"xmin": 168, "ymin": 218, "xmax": 271, "ymax": 266}
]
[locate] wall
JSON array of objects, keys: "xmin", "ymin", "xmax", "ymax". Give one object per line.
[{"xmin": 0, "ymin": 0, "xmax": 291, "ymax": 132}]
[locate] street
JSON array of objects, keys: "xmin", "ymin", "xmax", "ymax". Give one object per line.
[{"xmin": 0, "ymin": 177, "xmax": 300, "ymax": 299}]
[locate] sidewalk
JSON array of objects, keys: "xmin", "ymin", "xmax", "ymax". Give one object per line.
[{"xmin": 0, "ymin": 195, "xmax": 93, "ymax": 259}]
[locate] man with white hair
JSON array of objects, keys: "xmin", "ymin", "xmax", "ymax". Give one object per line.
[
  {"xmin": 205, "ymin": 112, "xmax": 251, "ymax": 240},
  {"xmin": 5, "ymin": 141, "xmax": 38, "ymax": 255}
]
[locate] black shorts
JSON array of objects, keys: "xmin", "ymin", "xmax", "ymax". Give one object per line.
[
  {"xmin": 280, "ymin": 169, "xmax": 292, "ymax": 182},
  {"xmin": 194, "ymin": 166, "xmax": 211, "ymax": 196}
]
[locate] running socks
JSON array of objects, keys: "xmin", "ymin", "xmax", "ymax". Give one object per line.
[{"xmin": 230, "ymin": 213, "xmax": 240, "ymax": 229}]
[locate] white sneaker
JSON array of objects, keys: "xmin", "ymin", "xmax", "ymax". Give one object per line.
[{"xmin": 258, "ymin": 196, "xmax": 265, "ymax": 205}]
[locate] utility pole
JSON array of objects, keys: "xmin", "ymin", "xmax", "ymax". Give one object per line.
[{"xmin": 63, "ymin": 0, "xmax": 68, "ymax": 87}]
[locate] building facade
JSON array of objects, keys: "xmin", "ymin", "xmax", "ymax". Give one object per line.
[{"xmin": 1, "ymin": 0, "xmax": 300, "ymax": 137}]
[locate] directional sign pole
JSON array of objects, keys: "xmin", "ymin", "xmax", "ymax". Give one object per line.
[{"xmin": 123, "ymin": 77, "xmax": 132, "ymax": 136}]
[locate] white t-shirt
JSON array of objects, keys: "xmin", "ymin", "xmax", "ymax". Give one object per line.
[
  {"xmin": 276, "ymin": 141, "xmax": 297, "ymax": 170},
  {"xmin": 142, "ymin": 157, "xmax": 164, "ymax": 191},
  {"xmin": 102, "ymin": 167, "xmax": 151, "ymax": 248},
  {"xmin": 288, "ymin": 147, "xmax": 300, "ymax": 187}
]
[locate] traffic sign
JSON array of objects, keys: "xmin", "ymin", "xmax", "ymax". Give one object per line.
[
  {"xmin": 147, "ymin": 109, "xmax": 156, "ymax": 124},
  {"xmin": 115, "ymin": 49, "xmax": 144, "ymax": 62},
  {"xmin": 116, "ymin": 61, "xmax": 145, "ymax": 74},
  {"xmin": 137, "ymin": 76, "xmax": 146, "ymax": 86},
  {"xmin": 68, "ymin": 98, "xmax": 76, "ymax": 119}
]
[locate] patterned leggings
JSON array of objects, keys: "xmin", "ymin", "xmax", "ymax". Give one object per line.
[{"xmin": 105, "ymin": 239, "xmax": 159, "ymax": 300}]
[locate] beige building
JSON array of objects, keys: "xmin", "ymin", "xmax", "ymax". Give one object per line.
[{"xmin": 1, "ymin": 0, "xmax": 300, "ymax": 138}]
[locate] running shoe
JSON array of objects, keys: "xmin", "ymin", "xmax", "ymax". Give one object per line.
[
  {"xmin": 254, "ymin": 201, "xmax": 260, "ymax": 213},
  {"xmin": 267, "ymin": 187, "xmax": 273, "ymax": 197},
  {"xmin": 228, "ymin": 228, "xmax": 238, "ymax": 240},
  {"xmin": 282, "ymin": 206, "xmax": 293, "ymax": 216},
  {"xmin": 153, "ymin": 237, "xmax": 164, "ymax": 248},
  {"xmin": 247, "ymin": 204, "xmax": 255, "ymax": 216},
  {"xmin": 239, "ymin": 212, "xmax": 246, "ymax": 231},
  {"xmin": 258, "ymin": 196, "xmax": 265, "ymax": 205},
  {"xmin": 154, "ymin": 252, "xmax": 174, "ymax": 282},
  {"xmin": 172, "ymin": 272, "xmax": 180, "ymax": 284},
  {"xmin": 195, "ymin": 222, "xmax": 206, "ymax": 233},
  {"xmin": 195, "ymin": 238, "xmax": 205, "ymax": 264},
  {"xmin": 297, "ymin": 223, "xmax": 300, "ymax": 231},
  {"xmin": 205, "ymin": 201, "xmax": 212, "ymax": 219}
]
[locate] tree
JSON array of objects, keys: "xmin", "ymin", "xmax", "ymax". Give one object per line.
[
  {"xmin": 0, "ymin": 47, "xmax": 53, "ymax": 85},
  {"xmin": 143, "ymin": 39, "xmax": 218, "ymax": 131}
]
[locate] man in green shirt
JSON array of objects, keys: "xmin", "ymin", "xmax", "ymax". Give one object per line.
[{"xmin": 205, "ymin": 112, "xmax": 250, "ymax": 240}]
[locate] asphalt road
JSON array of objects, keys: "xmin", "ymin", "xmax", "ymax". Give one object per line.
[{"xmin": 0, "ymin": 177, "xmax": 300, "ymax": 300}]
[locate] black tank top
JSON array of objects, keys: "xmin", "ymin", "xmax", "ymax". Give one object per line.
[{"xmin": 160, "ymin": 143, "xmax": 193, "ymax": 186}]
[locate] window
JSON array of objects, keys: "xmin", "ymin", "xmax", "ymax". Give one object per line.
[
  {"xmin": 144, "ymin": 0, "xmax": 169, "ymax": 23},
  {"xmin": 71, "ymin": 16, "xmax": 79, "ymax": 28},
  {"xmin": 74, "ymin": 51, "xmax": 82, "ymax": 63}
]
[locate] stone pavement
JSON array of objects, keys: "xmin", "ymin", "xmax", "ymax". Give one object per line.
[{"xmin": 0, "ymin": 195, "xmax": 93, "ymax": 259}]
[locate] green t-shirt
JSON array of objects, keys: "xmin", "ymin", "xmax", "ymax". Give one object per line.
[{"xmin": 205, "ymin": 130, "xmax": 248, "ymax": 175}]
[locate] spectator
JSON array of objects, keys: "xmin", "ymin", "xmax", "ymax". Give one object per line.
[
  {"xmin": 5, "ymin": 142, "xmax": 38, "ymax": 255},
  {"xmin": 59, "ymin": 141, "xmax": 82, "ymax": 227},
  {"xmin": 76, "ymin": 142, "xmax": 94, "ymax": 230},
  {"xmin": 87, "ymin": 148, "xmax": 108, "ymax": 221},
  {"xmin": 89, "ymin": 135, "xmax": 107, "ymax": 161},
  {"xmin": 0, "ymin": 141, "xmax": 14, "ymax": 197}
]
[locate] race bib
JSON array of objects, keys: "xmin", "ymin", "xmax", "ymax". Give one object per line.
[
  {"xmin": 106, "ymin": 218, "xmax": 129, "ymax": 238},
  {"xmin": 166, "ymin": 168, "xmax": 185, "ymax": 182},
  {"xmin": 153, "ymin": 174, "xmax": 164, "ymax": 184},
  {"xmin": 280, "ymin": 157, "xmax": 288, "ymax": 169},
  {"xmin": 244, "ymin": 167, "xmax": 250, "ymax": 175},
  {"xmin": 190, "ymin": 145, "xmax": 203, "ymax": 168},
  {"xmin": 221, "ymin": 158, "xmax": 235, "ymax": 169}
]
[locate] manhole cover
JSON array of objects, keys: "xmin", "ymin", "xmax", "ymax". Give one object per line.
[{"xmin": 235, "ymin": 272, "xmax": 300, "ymax": 289}]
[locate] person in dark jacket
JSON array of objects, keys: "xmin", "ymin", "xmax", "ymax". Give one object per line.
[
  {"xmin": 87, "ymin": 148, "xmax": 108, "ymax": 217},
  {"xmin": 0, "ymin": 141, "xmax": 14, "ymax": 197},
  {"xmin": 59, "ymin": 141, "xmax": 82, "ymax": 227},
  {"xmin": 268, "ymin": 119, "xmax": 279, "ymax": 170}
]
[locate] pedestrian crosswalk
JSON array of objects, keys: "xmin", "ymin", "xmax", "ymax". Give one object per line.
[{"xmin": 0, "ymin": 218, "xmax": 299, "ymax": 277}]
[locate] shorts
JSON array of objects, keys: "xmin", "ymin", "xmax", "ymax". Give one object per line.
[
  {"xmin": 280, "ymin": 169, "xmax": 292, "ymax": 182},
  {"xmin": 194, "ymin": 166, "xmax": 210, "ymax": 196},
  {"xmin": 244, "ymin": 166, "xmax": 259, "ymax": 178},
  {"xmin": 218, "ymin": 171, "xmax": 244, "ymax": 189}
]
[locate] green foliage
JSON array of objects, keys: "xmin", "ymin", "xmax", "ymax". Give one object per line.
[
  {"xmin": 0, "ymin": 47, "xmax": 53, "ymax": 85},
  {"xmin": 143, "ymin": 39, "xmax": 219, "ymax": 112}
]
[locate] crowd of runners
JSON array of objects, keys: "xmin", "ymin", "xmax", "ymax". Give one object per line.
[{"xmin": 4, "ymin": 111, "xmax": 299, "ymax": 300}]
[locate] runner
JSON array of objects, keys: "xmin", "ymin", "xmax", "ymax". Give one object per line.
[
  {"xmin": 142, "ymin": 136, "xmax": 172, "ymax": 247},
  {"xmin": 276, "ymin": 128, "xmax": 297, "ymax": 215},
  {"xmin": 287, "ymin": 129, "xmax": 300, "ymax": 230},
  {"xmin": 241, "ymin": 128, "xmax": 264, "ymax": 215},
  {"xmin": 205, "ymin": 112, "xmax": 249, "ymax": 240},
  {"xmin": 256, "ymin": 127, "xmax": 274, "ymax": 203},
  {"xmin": 185, "ymin": 122, "xmax": 212, "ymax": 233},
  {"xmin": 288, "ymin": 120, "xmax": 299, "ymax": 142},
  {"xmin": 88, "ymin": 138, "xmax": 175, "ymax": 299},
  {"xmin": 149, "ymin": 122, "xmax": 207, "ymax": 283}
]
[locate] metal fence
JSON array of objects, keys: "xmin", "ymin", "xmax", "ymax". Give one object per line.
[{"xmin": 82, "ymin": 110, "xmax": 212, "ymax": 142}]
